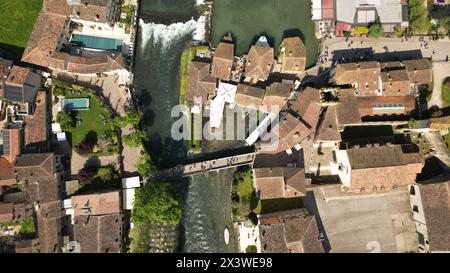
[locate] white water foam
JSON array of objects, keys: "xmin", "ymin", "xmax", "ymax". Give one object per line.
[{"xmin": 139, "ymin": 18, "xmax": 205, "ymax": 54}]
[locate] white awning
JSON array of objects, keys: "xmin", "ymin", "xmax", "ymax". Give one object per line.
[{"xmin": 121, "ymin": 176, "xmax": 141, "ymax": 189}]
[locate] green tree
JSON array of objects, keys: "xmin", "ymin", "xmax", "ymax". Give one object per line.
[
  {"xmin": 53, "ymin": 86, "xmax": 65, "ymax": 97},
  {"xmin": 246, "ymin": 245, "xmax": 257, "ymax": 253},
  {"xmin": 123, "ymin": 130, "xmax": 146, "ymax": 148},
  {"xmin": 132, "ymin": 181, "xmax": 182, "ymax": 225},
  {"xmin": 368, "ymin": 24, "xmax": 383, "ymax": 38},
  {"xmin": 135, "ymin": 153, "xmax": 156, "ymax": 177},
  {"xmin": 56, "ymin": 111, "xmax": 74, "ymax": 131},
  {"xmin": 125, "ymin": 112, "xmax": 141, "ymax": 126},
  {"xmin": 410, "ymin": 16, "xmax": 432, "ymax": 34}
]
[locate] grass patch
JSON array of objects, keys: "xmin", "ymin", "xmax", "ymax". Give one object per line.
[
  {"xmin": 231, "ymin": 167, "xmax": 254, "ymax": 221},
  {"xmin": 54, "ymin": 80, "xmax": 117, "ymax": 155},
  {"xmin": 0, "ymin": 0, "xmax": 43, "ymax": 59},
  {"xmin": 253, "ymin": 197, "xmax": 303, "ymax": 215},
  {"xmin": 442, "ymin": 77, "xmax": 450, "ymax": 104},
  {"xmin": 0, "ymin": 217, "xmax": 36, "ymax": 239}
]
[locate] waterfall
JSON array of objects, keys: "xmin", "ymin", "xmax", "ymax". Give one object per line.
[{"xmin": 139, "ymin": 18, "xmax": 205, "ymax": 55}]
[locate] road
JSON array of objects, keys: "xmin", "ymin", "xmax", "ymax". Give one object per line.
[{"xmin": 429, "ymin": 62, "xmax": 450, "ymax": 109}]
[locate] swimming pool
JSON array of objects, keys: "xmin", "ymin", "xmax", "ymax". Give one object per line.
[
  {"xmin": 71, "ymin": 34, "xmax": 123, "ymax": 51},
  {"xmin": 61, "ymin": 98, "xmax": 90, "ymax": 111}
]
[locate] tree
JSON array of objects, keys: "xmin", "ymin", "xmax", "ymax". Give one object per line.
[
  {"xmin": 77, "ymin": 140, "xmax": 94, "ymax": 154},
  {"xmin": 135, "ymin": 153, "xmax": 156, "ymax": 177},
  {"xmin": 78, "ymin": 168, "xmax": 95, "ymax": 184},
  {"xmin": 125, "ymin": 112, "xmax": 141, "ymax": 126},
  {"xmin": 394, "ymin": 26, "xmax": 404, "ymax": 37},
  {"xmin": 368, "ymin": 24, "xmax": 383, "ymax": 38},
  {"xmin": 132, "ymin": 181, "xmax": 182, "ymax": 225},
  {"xmin": 53, "ymin": 86, "xmax": 65, "ymax": 97},
  {"xmin": 123, "ymin": 130, "xmax": 146, "ymax": 148},
  {"xmin": 56, "ymin": 111, "xmax": 74, "ymax": 131}
]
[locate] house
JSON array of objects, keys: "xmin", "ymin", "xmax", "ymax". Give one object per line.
[
  {"xmin": 314, "ymin": 105, "xmax": 342, "ymax": 143},
  {"xmin": 279, "ymin": 37, "xmax": 306, "ymax": 74},
  {"xmin": 334, "ymin": 61, "xmax": 381, "ymax": 95},
  {"xmin": 14, "ymin": 153, "xmax": 60, "ymax": 204},
  {"xmin": 2, "ymin": 126, "xmax": 22, "ymax": 164},
  {"xmin": 334, "ymin": 89, "xmax": 362, "ymax": 125},
  {"xmin": 21, "ymin": 0, "xmax": 127, "ymax": 75},
  {"xmin": 380, "ymin": 69, "xmax": 411, "ymax": 95},
  {"xmin": 3, "ymin": 66, "xmax": 42, "ymax": 105},
  {"xmin": 357, "ymin": 95, "xmax": 416, "ymax": 118},
  {"xmin": 0, "ymin": 158, "xmax": 16, "ymax": 186},
  {"xmin": 258, "ymin": 209, "xmax": 324, "ymax": 253},
  {"xmin": 335, "ymin": 0, "xmax": 408, "ymax": 35},
  {"xmin": 35, "ymin": 201, "xmax": 63, "ymax": 253},
  {"xmin": 211, "ymin": 35, "xmax": 234, "ymax": 81},
  {"xmin": 289, "ymin": 87, "xmax": 322, "ymax": 129},
  {"xmin": 234, "ymin": 84, "xmax": 265, "ymax": 109},
  {"xmin": 402, "ymin": 59, "xmax": 432, "ymax": 85},
  {"xmin": 429, "ymin": 116, "xmax": 450, "ymax": 133},
  {"xmin": 0, "ymin": 58, "xmax": 13, "ymax": 99},
  {"xmin": 409, "ymin": 177, "xmax": 450, "ymax": 253},
  {"xmin": 262, "ymin": 81, "xmax": 294, "ymax": 113},
  {"xmin": 335, "ymin": 144, "xmax": 423, "ymax": 192},
  {"xmin": 0, "ymin": 203, "xmax": 14, "ymax": 223},
  {"xmin": 23, "ymin": 91, "xmax": 49, "ymax": 152},
  {"xmin": 69, "ymin": 190, "xmax": 122, "ymax": 253},
  {"xmin": 244, "ymin": 36, "xmax": 274, "ymax": 82},
  {"xmin": 186, "ymin": 61, "xmax": 217, "ymax": 104},
  {"xmin": 254, "ymin": 167, "xmax": 307, "ymax": 199}
]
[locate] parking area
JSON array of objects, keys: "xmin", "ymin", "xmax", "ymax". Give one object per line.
[{"xmin": 309, "ymin": 185, "xmax": 418, "ymax": 253}]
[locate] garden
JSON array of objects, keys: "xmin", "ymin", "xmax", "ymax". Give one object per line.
[
  {"xmin": 53, "ymin": 79, "xmax": 119, "ymax": 157},
  {"xmin": 0, "ymin": 0, "xmax": 43, "ymax": 59},
  {"xmin": 441, "ymin": 77, "xmax": 450, "ymax": 104}
]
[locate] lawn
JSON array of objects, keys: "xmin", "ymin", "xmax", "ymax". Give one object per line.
[
  {"xmin": 53, "ymin": 80, "xmax": 116, "ymax": 154},
  {"xmin": 0, "ymin": 0, "xmax": 42, "ymax": 59},
  {"xmin": 441, "ymin": 77, "xmax": 450, "ymax": 104},
  {"xmin": 231, "ymin": 167, "xmax": 254, "ymax": 221}
]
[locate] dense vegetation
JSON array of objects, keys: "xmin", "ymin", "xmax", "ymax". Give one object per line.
[
  {"xmin": 231, "ymin": 167, "xmax": 255, "ymax": 221},
  {"xmin": 441, "ymin": 77, "xmax": 450, "ymax": 104},
  {"xmin": 368, "ymin": 24, "xmax": 383, "ymax": 38},
  {"xmin": 132, "ymin": 181, "xmax": 182, "ymax": 225},
  {"xmin": 409, "ymin": 0, "xmax": 432, "ymax": 34}
]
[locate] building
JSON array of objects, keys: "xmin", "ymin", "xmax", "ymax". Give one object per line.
[
  {"xmin": 335, "ymin": 144, "xmax": 423, "ymax": 192},
  {"xmin": 67, "ymin": 190, "xmax": 122, "ymax": 253},
  {"xmin": 380, "ymin": 69, "xmax": 411, "ymax": 95},
  {"xmin": 258, "ymin": 209, "xmax": 324, "ymax": 253},
  {"xmin": 23, "ymin": 91, "xmax": 49, "ymax": 152},
  {"xmin": 35, "ymin": 201, "xmax": 63, "ymax": 253},
  {"xmin": 335, "ymin": 0, "xmax": 408, "ymax": 35},
  {"xmin": 186, "ymin": 61, "xmax": 217, "ymax": 104},
  {"xmin": 279, "ymin": 37, "xmax": 306, "ymax": 74},
  {"xmin": 234, "ymin": 84, "xmax": 265, "ymax": 109},
  {"xmin": 402, "ymin": 59, "xmax": 433, "ymax": 85},
  {"xmin": 244, "ymin": 36, "xmax": 274, "ymax": 82},
  {"xmin": 254, "ymin": 167, "xmax": 307, "ymax": 199},
  {"xmin": 262, "ymin": 81, "xmax": 294, "ymax": 113},
  {"xmin": 211, "ymin": 35, "xmax": 234, "ymax": 81},
  {"xmin": 409, "ymin": 178, "xmax": 450, "ymax": 253},
  {"xmin": 357, "ymin": 95, "xmax": 416, "ymax": 118},
  {"xmin": 70, "ymin": 0, "xmax": 120, "ymax": 23},
  {"xmin": 2, "ymin": 127, "xmax": 22, "ymax": 164},
  {"xmin": 3, "ymin": 66, "xmax": 42, "ymax": 106},
  {"xmin": 334, "ymin": 61, "xmax": 381, "ymax": 95}
]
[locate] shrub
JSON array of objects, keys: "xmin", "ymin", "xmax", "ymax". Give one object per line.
[
  {"xmin": 123, "ymin": 130, "xmax": 146, "ymax": 148},
  {"xmin": 56, "ymin": 111, "xmax": 74, "ymax": 131},
  {"xmin": 77, "ymin": 140, "xmax": 94, "ymax": 155},
  {"xmin": 245, "ymin": 245, "xmax": 257, "ymax": 253},
  {"xmin": 78, "ymin": 168, "xmax": 95, "ymax": 184},
  {"xmin": 135, "ymin": 153, "xmax": 156, "ymax": 177},
  {"xmin": 368, "ymin": 24, "xmax": 383, "ymax": 38},
  {"xmin": 53, "ymin": 86, "xmax": 65, "ymax": 97}
]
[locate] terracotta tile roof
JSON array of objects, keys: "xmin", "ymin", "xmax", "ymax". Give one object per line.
[
  {"xmin": 418, "ymin": 180, "xmax": 450, "ymax": 252},
  {"xmin": 71, "ymin": 0, "xmax": 113, "ymax": 22},
  {"xmin": 36, "ymin": 201, "xmax": 62, "ymax": 253},
  {"xmin": 211, "ymin": 41, "xmax": 234, "ymax": 80},
  {"xmin": 430, "ymin": 116, "xmax": 450, "ymax": 130},
  {"xmin": 0, "ymin": 158, "xmax": 16, "ymax": 186},
  {"xmin": 315, "ymin": 106, "xmax": 341, "ymax": 142},
  {"xmin": 245, "ymin": 45, "xmax": 274, "ymax": 81},
  {"xmin": 345, "ymin": 144, "xmax": 423, "ymax": 192},
  {"xmin": 357, "ymin": 95, "xmax": 416, "ymax": 117},
  {"xmin": 279, "ymin": 37, "xmax": 306, "ymax": 73},
  {"xmin": 71, "ymin": 191, "xmax": 121, "ymax": 216},
  {"xmin": 259, "ymin": 209, "xmax": 324, "ymax": 253},
  {"xmin": 0, "ymin": 203, "xmax": 14, "ymax": 222},
  {"xmin": 21, "ymin": 12, "xmax": 69, "ymax": 68},
  {"xmin": 380, "ymin": 69, "xmax": 411, "ymax": 95},
  {"xmin": 234, "ymin": 83, "xmax": 265, "ymax": 108},
  {"xmin": 14, "ymin": 239, "xmax": 37, "ymax": 253},
  {"xmin": 254, "ymin": 168, "xmax": 306, "ymax": 199},
  {"xmin": 25, "ymin": 177, "xmax": 59, "ymax": 204},
  {"xmin": 42, "ymin": 0, "xmax": 71, "ymax": 15},
  {"xmin": 74, "ymin": 213, "xmax": 122, "ymax": 253},
  {"xmin": 66, "ymin": 53, "xmax": 126, "ymax": 74},
  {"xmin": 253, "ymin": 150, "xmax": 303, "ymax": 168},
  {"xmin": 402, "ymin": 59, "xmax": 432, "ymax": 84},
  {"xmin": 0, "ymin": 58, "xmax": 12, "ymax": 77},
  {"xmin": 335, "ymin": 61, "xmax": 381, "ymax": 94},
  {"xmin": 6, "ymin": 66, "xmax": 29, "ymax": 85},
  {"xmin": 24, "ymin": 91, "xmax": 48, "ymax": 152},
  {"xmin": 290, "ymin": 87, "xmax": 321, "ymax": 117},
  {"xmin": 272, "ymin": 112, "xmax": 311, "ymax": 152},
  {"xmin": 2, "ymin": 128, "xmax": 21, "ymax": 164},
  {"xmin": 186, "ymin": 60, "xmax": 217, "ymax": 103},
  {"xmin": 14, "ymin": 153, "xmax": 54, "ymax": 181},
  {"xmin": 335, "ymin": 89, "xmax": 362, "ymax": 125},
  {"xmin": 263, "ymin": 81, "xmax": 293, "ymax": 112}
]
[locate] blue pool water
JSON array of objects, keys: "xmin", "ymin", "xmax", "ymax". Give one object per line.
[
  {"xmin": 62, "ymin": 98, "xmax": 90, "ymax": 111},
  {"xmin": 71, "ymin": 34, "xmax": 123, "ymax": 51}
]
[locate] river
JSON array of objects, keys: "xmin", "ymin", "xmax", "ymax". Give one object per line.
[{"xmin": 134, "ymin": 0, "xmax": 238, "ymax": 253}]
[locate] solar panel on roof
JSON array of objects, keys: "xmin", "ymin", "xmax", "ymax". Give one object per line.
[{"xmin": 2, "ymin": 130, "xmax": 10, "ymax": 155}]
